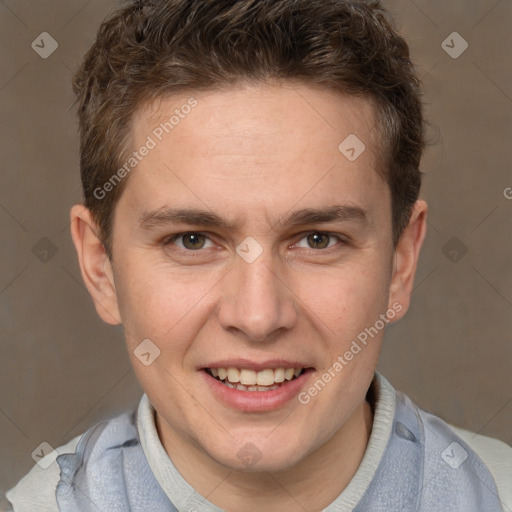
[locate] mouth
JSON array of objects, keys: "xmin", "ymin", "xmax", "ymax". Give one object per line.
[
  {"xmin": 200, "ymin": 359, "xmax": 316, "ymax": 411},
  {"xmin": 203, "ymin": 366, "xmax": 310, "ymax": 392}
]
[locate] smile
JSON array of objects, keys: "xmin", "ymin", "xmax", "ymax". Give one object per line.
[
  {"xmin": 201, "ymin": 365, "xmax": 315, "ymax": 411},
  {"xmin": 205, "ymin": 367, "xmax": 306, "ymax": 391}
]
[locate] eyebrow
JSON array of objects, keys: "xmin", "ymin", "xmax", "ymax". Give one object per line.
[{"xmin": 137, "ymin": 204, "xmax": 369, "ymax": 232}]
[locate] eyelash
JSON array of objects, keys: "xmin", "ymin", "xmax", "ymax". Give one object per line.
[{"xmin": 163, "ymin": 231, "xmax": 346, "ymax": 254}]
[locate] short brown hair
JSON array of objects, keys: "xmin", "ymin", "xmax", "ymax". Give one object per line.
[{"xmin": 72, "ymin": 0, "xmax": 425, "ymax": 257}]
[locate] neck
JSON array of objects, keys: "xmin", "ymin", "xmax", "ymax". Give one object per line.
[{"xmin": 156, "ymin": 399, "xmax": 374, "ymax": 512}]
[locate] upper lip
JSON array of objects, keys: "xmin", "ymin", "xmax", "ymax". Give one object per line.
[{"xmin": 201, "ymin": 358, "xmax": 314, "ymax": 372}]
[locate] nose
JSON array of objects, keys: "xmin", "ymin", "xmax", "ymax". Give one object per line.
[{"xmin": 217, "ymin": 249, "xmax": 298, "ymax": 342}]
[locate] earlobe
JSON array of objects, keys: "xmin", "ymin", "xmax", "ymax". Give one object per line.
[
  {"xmin": 387, "ymin": 200, "xmax": 428, "ymax": 321},
  {"xmin": 69, "ymin": 205, "xmax": 122, "ymax": 325}
]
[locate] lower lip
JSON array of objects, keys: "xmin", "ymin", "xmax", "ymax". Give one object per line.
[{"xmin": 200, "ymin": 369, "xmax": 315, "ymax": 412}]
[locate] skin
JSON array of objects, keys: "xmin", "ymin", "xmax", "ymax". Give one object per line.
[{"xmin": 70, "ymin": 81, "xmax": 427, "ymax": 512}]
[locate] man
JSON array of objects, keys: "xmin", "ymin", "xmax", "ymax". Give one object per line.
[{"xmin": 6, "ymin": 0, "xmax": 512, "ymax": 510}]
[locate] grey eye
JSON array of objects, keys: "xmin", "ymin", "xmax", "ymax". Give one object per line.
[
  {"xmin": 170, "ymin": 232, "xmax": 213, "ymax": 250},
  {"xmin": 295, "ymin": 232, "xmax": 339, "ymax": 250}
]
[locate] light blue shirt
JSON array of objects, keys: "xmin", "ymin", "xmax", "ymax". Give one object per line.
[{"xmin": 6, "ymin": 372, "xmax": 512, "ymax": 511}]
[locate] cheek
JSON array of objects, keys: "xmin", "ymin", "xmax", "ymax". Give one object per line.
[
  {"xmin": 115, "ymin": 244, "xmax": 392, "ymax": 346},
  {"xmin": 295, "ymin": 259, "xmax": 391, "ymax": 332},
  {"xmin": 115, "ymin": 256, "xmax": 220, "ymax": 342}
]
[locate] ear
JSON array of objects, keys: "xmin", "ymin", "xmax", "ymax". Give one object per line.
[
  {"xmin": 69, "ymin": 205, "xmax": 122, "ymax": 325},
  {"xmin": 387, "ymin": 199, "xmax": 428, "ymax": 322}
]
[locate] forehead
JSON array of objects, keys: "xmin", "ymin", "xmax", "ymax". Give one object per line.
[
  {"xmin": 121, "ymin": 82, "xmax": 386, "ymax": 228},
  {"xmin": 136, "ymin": 82, "xmax": 379, "ymax": 161}
]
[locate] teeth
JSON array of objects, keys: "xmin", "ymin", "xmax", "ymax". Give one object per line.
[
  {"xmin": 207, "ymin": 366, "xmax": 305, "ymax": 387},
  {"xmin": 226, "ymin": 381, "xmax": 281, "ymax": 392},
  {"xmin": 227, "ymin": 368, "xmax": 240, "ymax": 383},
  {"xmin": 239, "ymin": 369, "xmax": 257, "ymax": 386},
  {"xmin": 285, "ymin": 368, "xmax": 295, "ymax": 380},
  {"xmin": 274, "ymin": 368, "xmax": 285, "ymax": 382},
  {"xmin": 256, "ymin": 369, "xmax": 275, "ymax": 386}
]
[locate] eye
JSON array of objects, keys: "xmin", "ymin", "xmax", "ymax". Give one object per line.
[
  {"xmin": 294, "ymin": 232, "xmax": 343, "ymax": 250},
  {"xmin": 165, "ymin": 232, "xmax": 215, "ymax": 251}
]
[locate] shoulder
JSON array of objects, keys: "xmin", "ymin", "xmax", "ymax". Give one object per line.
[
  {"xmin": 415, "ymin": 400, "xmax": 512, "ymax": 509},
  {"xmin": 5, "ymin": 404, "xmax": 144, "ymax": 512},
  {"xmin": 5, "ymin": 405, "xmax": 142, "ymax": 512},
  {"xmin": 447, "ymin": 423, "xmax": 512, "ymax": 510},
  {"xmin": 389, "ymin": 380, "xmax": 511, "ymax": 510},
  {"xmin": 5, "ymin": 434, "xmax": 83, "ymax": 512}
]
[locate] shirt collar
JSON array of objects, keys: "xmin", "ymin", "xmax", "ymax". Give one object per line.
[{"xmin": 137, "ymin": 371, "xmax": 397, "ymax": 512}]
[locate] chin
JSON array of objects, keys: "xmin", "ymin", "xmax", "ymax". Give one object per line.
[{"xmin": 205, "ymin": 434, "xmax": 310, "ymax": 473}]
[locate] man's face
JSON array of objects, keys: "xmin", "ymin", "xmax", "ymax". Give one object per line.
[{"xmin": 101, "ymin": 83, "xmax": 402, "ymax": 471}]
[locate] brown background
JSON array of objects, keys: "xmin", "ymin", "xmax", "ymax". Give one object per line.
[{"xmin": 1, "ymin": 0, "xmax": 511, "ymax": 498}]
